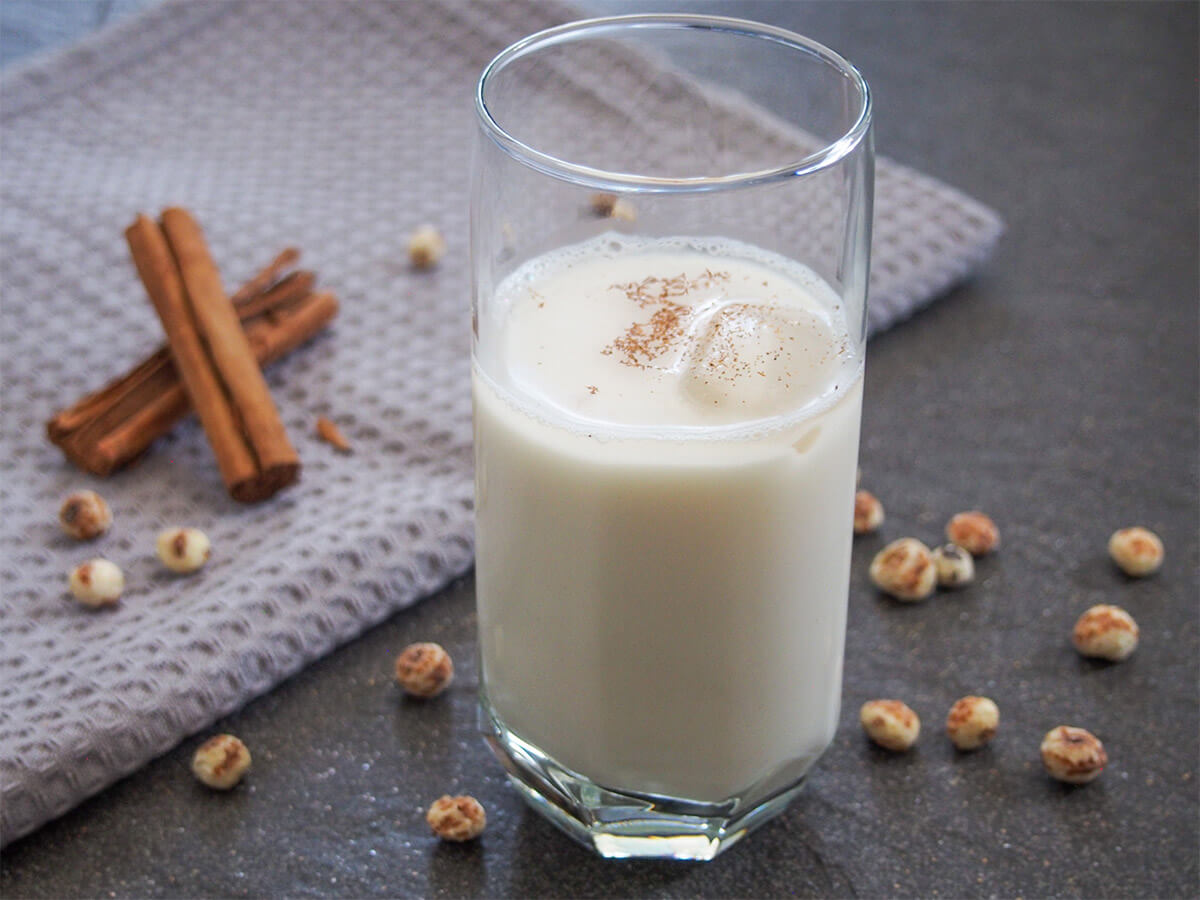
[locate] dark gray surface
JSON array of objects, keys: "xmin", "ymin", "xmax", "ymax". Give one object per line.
[{"xmin": 2, "ymin": 2, "xmax": 1198, "ymax": 898}]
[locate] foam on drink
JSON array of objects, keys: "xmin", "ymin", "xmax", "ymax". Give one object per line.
[{"xmin": 478, "ymin": 234, "xmax": 859, "ymax": 434}]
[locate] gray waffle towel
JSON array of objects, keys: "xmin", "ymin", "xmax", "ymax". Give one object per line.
[{"xmin": 0, "ymin": 0, "xmax": 1002, "ymax": 845}]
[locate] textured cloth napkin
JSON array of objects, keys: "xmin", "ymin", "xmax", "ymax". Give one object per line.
[{"xmin": 0, "ymin": 0, "xmax": 1002, "ymax": 845}]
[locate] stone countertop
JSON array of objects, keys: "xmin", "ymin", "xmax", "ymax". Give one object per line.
[{"xmin": 1, "ymin": 2, "xmax": 1197, "ymax": 897}]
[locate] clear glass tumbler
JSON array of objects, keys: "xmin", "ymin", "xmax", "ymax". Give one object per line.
[{"xmin": 470, "ymin": 14, "xmax": 873, "ymax": 860}]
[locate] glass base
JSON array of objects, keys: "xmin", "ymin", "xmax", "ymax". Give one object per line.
[{"xmin": 480, "ymin": 698, "xmax": 813, "ymax": 860}]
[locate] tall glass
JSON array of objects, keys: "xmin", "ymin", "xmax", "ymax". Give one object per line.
[{"xmin": 470, "ymin": 15, "xmax": 872, "ymax": 860}]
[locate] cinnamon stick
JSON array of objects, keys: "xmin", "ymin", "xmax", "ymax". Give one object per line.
[
  {"xmin": 48, "ymin": 261, "xmax": 315, "ymax": 445},
  {"xmin": 48, "ymin": 347, "xmax": 174, "ymax": 441},
  {"xmin": 127, "ymin": 209, "xmax": 299, "ymax": 502},
  {"xmin": 49, "ymin": 291, "xmax": 337, "ymax": 476},
  {"xmin": 96, "ymin": 293, "xmax": 338, "ymax": 475}
]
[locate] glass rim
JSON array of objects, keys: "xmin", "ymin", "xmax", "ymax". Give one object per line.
[{"xmin": 475, "ymin": 13, "xmax": 873, "ymax": 192}]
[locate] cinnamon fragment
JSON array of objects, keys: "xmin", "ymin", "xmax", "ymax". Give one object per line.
[
  {"xmin": 48, "ymin": 252, "xmax": 336, "ymax": 477},
  {"xmin": 126, "ymin": 209, "xmax": 299, "ymax": 502},
  {"xmin": 315, "ymin": 416, "xmax": 352, "ymax": 453}
]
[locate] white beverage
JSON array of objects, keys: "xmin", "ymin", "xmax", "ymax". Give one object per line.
[{"xmin": 474, "ymin": 235, "xmax": 862, "ymax": 803}]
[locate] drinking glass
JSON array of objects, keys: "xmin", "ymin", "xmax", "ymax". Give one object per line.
[{"xmin": 471, "ymin": 14, "xmax": 872, "ymax": 860}]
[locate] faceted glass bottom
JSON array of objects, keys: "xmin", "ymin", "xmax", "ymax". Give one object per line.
[{"xmin": 480, "ymin": 696, "xmax": 815, "ymax": 861}]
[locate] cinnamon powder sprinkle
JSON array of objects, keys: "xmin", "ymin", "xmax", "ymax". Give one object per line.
[
  {"xmin": 602, "ymin": 271, "xmax": 729, "ymax": 369},
  {"xmin": 611, "ymin": 270, "xmax": 729, "ymax": 309}
]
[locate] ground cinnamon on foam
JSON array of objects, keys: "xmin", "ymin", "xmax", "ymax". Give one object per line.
[
  {"xmin": 601, "ymin": 270, "xmax": 729, "ymax": 369},
  {"xmin": 601, "ymin": 269, "xmax": 821, "ymax": 400}
]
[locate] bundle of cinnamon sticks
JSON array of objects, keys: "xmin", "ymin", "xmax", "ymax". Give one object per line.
[{"xmin": 48, "ymin": 208, "xmax": 338, "ymax": 503}]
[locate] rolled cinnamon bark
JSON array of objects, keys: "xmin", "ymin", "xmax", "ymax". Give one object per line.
[
  {"xmin": 126, "ymin": 209, "xmax": 300, "ymax": 502},
  {"xmin": 49, "ymin": 290, "xmax": 337, "ymax": 476},
  {"xmin": 48, "ymin": 264, "xmax": 316, "ymax": 444}
]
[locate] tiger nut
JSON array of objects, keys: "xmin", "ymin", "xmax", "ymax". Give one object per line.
[
  {"xmin": 1040, "ymin": 725, "xmax": 1107, "ymax": 784},
  {"xmin": 395, "ymin": 641, "xmax": 454, "ymax": 698},
  {"xmin": 426, "ymin": 794, "xmax": 486, "ymax": 841},
  {"xmin": 68, "ymin": 558, "xmax": 124, "ymax": 607},
  {"xmin": 1072, "ymin": 604, "xmax": 1138, "ymax": 661},
  {"xmin": 860, "ymin": 699, "xmax": 921, "ymax": 751},
  {"xmin": 853, "ymin": 490, "xmax": 885, "ymax": 534},
  {"xmin": 407, "ymin": 224, "xmax": 446, "ymax": 269},
  {"xmin": 931, "ymin": 542, "xmax": 974, "ymax": 588},
  {"xmin": 589, "ymin": 192, "xmax": 636, "ymax": 222},
  {"xmin": 869, "ymin": 538, "xmax": 936, "ymax": 601},
  {"xmin": 155, "ymin": 527, "xmax": 211, "ymax": 574},
  {"xmin": 589, "ymin": 192, "xmax": 618, "ymax": 216},
  {"xmin": 609, "ymin": 199, "xmax": 636, "ymax": 222},
  {"xmin": 945, "ymin": 695, "xmax": 999, "ymax": 750},
  {"xmin": 1108, "ymin": 527, "xmax": 1163, "ymax": 577},
  {"xmin": 191, "ymin": 733, "xmax": 251, "ymax": 790},
  {"xmin": 946, "ymin": 510, "xmax": 999, "ymax": 556},
  {"xmin": 59, "ymin": 490, "xmax": 112, "ymax": 540}
]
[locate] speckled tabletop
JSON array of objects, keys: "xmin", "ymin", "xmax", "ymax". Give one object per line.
[{"xmin": 1, "ymin": 2, "xmax": 1197, "ymax": 898}]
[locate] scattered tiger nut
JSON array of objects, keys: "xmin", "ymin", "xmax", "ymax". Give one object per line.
[
  {"xmin": 589, "ymin": 192, "xmax": 636, "ymax": 222},
  {"xmin": 589, "ymin": 192, "xmax": 618, "ymax": 216},
  {"xmin": 1108, "ymin": 527, "xmax": 1163, "ymax": 577},
  {"xmin": 1072, "ymin": 604, "xmax": 1138, "ymax": 661},
  {"xmin": 1040, "ymin": 725, "xmax": 1107, "ymax": 784},
  {"xmin": 426, "ymin": 794, "xmax": 486, "ymax": 842},
  {"xmin": 191, "ymin": 734, "xmax": 251, "ymax": 790},
  {"xmin": 68, "ymin": 559, "xmax": 124, "ymax": 607},
  {"xmin": 58, "ymin": 490, "xmax": 112, "ymax": 541},
  {"xmin": 155, "ymin": 527, "xmax": 211, "ymax": 574},
  {"xmin": 609, "ymin": 198, "xmax": 636, "ymax": 222},
  {"xmin": 860, "ymin": 699, "xmax": 921, "ymax": 751},
  {"xmin": 946, "ymin": 511, "xmax": 1000, "ymax": 556},
  {"xmin": 407, "ymin": 224, "xmax": 446, "ymax": 269},
  {"xmin": 931, "ymin": 542, "xmax": 975, "ymax": 588},
  {"xmin": 869, "ymin": 538, "xmax": 936, "ymax": 601},
  {"xmin": 395, "ymin": 641, "xmax": 454, "ymax": 698},
  {"xmin": 945, "ymin": 695, "xmax": 999, "ymax": 750},
  {"xmin": 853, "ymin": 490, "xmax": 885, "ymax": 534}
]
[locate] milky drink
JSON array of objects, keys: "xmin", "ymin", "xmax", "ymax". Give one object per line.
[{"xmin": 473, "ymin": 235, "xmax": 862, "ymax": 803}]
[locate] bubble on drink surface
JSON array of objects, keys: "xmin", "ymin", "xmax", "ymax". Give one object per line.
[{"xmin": 679, "ymin": 301, "xmax": 840, "ymax": 421}]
